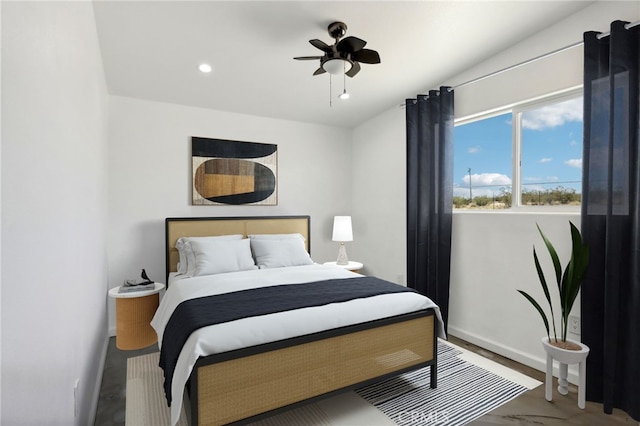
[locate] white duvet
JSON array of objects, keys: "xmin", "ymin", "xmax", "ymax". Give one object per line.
[{"xmin": 151, "ymin": 264, "xmax": 444, "ymax": 426}]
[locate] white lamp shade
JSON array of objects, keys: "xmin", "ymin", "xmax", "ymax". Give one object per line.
[
  {"xmin": 332, "ymin": 216, "xmax": 353, "ymax": 242},
  {"xmin": 323, "ymin": 58, "xmax": 352, "ymax": 75}
]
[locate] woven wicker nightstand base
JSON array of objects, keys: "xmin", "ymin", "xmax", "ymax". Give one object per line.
[{"xmin": 115, "ymin": 293, "xmax": 159, "ymax": 350}]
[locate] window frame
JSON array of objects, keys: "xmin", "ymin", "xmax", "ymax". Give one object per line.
[{"xmin": 454, "ymin": 87, "xmax": 583, "ymax": 212}]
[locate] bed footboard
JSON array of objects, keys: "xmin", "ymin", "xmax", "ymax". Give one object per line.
[{"xmin": 189, "ymin": 309, "xmax": 437, "ymax": 425}]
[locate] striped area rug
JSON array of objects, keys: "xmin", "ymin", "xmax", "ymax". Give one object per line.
[
  {"xmin": 126, "ymin": 354, "xmax": 188, "ymax": 426},
  {"xmin": 126, "ymin": 340, "xmax": 537, "ymax": 426},
  {"xmin": 355, "ymin": 343, "xmax": 531, "ymax": 425}
]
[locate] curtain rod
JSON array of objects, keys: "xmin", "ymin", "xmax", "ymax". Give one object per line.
[
  {"xmin": 452, "ymin": 19, "xmax": 640, "ymax": 90},
  {"xmin": 401, "ymin": 19, "xmax": 640, "ymax": 106}
]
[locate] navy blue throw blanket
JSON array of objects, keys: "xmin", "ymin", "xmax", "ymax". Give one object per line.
[{"xmin": 159, "ymin": 276, "xmax": 416, "ymax": 405}]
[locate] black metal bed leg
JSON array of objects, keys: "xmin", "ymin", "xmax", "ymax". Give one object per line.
[{"xmin": 430, "ymin": 363, "xmax": 437, "ymax": 388}]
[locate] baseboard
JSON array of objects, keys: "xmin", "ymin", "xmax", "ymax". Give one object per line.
[
  {"xmin": 89, "ymin": 334, "xmax": 110, "ymax": 425},
  {"xmin": 448, "ymin": 325, "xmax": 580, "ymax": 385}
]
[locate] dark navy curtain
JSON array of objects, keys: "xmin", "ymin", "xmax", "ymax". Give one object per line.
[
  {"xmin": 406, "ymin": 88, "xmax": 454, "ymax": 332},
  {"xmin": 581, "ymin": 20, "xmax": 640, "ymax": 421}
]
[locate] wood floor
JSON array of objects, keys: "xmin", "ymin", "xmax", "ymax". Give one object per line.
[
  {"xmin": 94, "ymin": 336, "xmax": 638, "ymax": 425},
  {"xmin": 449, "ymin": 336, "xmax": 638, "ymax": 425}
]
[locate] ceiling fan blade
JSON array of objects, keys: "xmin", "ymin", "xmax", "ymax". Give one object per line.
[
  {"xmin": 337, "ymin": 36, "xmax": 367, "ymax": 53},
  {"xmin": 294, "ymin": 56, "xmax": 322, "ymax": 60},
  {"xmin": 352, "ymin": 49, "xmax": 381, "ymax": 64},
  {"xmin": 345, "ymin": 61, "xmax": 361, "ymax": 78},
  {"xmin": 309, "ymin": 39, "xmax": 332, "ymax": 53},
  {"xmin": 313, "ymin": 66, "xmax": 326, "ymax": 76}
]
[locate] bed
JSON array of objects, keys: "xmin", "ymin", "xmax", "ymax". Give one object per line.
[{"xmin": 155, "ymin": 215, "xmax": 444, "ymax": 426}]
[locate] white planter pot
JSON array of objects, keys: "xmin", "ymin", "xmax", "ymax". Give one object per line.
[
  {"xmin": 541, "ymin": 337, "xmax": 590, "ymax": 409},
  {"xmin": 542, "ymin": 337, "xmax": 590, "ymax": 363}
]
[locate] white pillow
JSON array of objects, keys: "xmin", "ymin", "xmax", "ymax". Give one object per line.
[
  {"xmin": 176, "ymin": 235, "xmax": 243, "ymax": 276},
  {"xmin": 249, "ymin": 233, "xmax": 306, "ymax": 241},
  {"xmin": 175, "ymin": 238, "xmax": 189, "ymax": 275},
  {"xmin": 182, "ymin": 241, "xmax": 198, "ymax": 277},
  {"xmin": 189, "ymin": 238, "xmax": 257, "ymax": 276},
  {"xmin": 250, "ymin": 237, "xmax": 314, "ymax": 269}
]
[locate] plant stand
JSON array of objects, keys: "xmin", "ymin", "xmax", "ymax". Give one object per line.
[{"xmin": 542, "ymin": 337, "xmax": 590, "ymax": 408}]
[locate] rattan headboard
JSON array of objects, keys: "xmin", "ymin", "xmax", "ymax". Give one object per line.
[{"xmin": 165, "ymin": 216, "xmax": 310, "ymax": 283}]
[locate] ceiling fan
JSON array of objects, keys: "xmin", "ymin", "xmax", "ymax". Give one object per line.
[{"xmin": 294, "ymin": 21, "xmax": 381, "ymax": 78}]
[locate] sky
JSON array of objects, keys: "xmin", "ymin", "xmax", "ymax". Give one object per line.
[{"xmin": 453, "ymin": 96, "xmax": 583, "ymax": 199}]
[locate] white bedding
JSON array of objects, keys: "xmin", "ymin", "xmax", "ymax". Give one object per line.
[{"xmin": 152, "ymin": 264, "xmax": 444, "ymax": 425}]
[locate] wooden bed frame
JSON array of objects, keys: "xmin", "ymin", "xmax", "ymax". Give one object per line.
[{"xmin": 164, "ymin": 216, "xmax": 437, "ymax": 425}]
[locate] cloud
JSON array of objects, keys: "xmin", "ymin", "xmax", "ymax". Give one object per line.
[
  {"xmin": 467, "ymin": 146, "xmax": 481, "ymax": 154},
  {"xmin": 565, "ymin": 159, "xmax": 582, "ymax": 168},
  {"xmin": 522, "ymin": 97, "xmax": 582, "ymax": 130},
  {"xmin": 538, "ymin": 158, "xmax": 553, "ymax": 163},
  {"xmin": 453, "ymin": 186, "xmax": 471, "ymax": 197},
  {"xmin": 462, "ymin": 173, "xmax": 511, "ymax": 187},
  {"xmin": 456, "ymin": 173, "xmax": 511, "ymax": 197}
]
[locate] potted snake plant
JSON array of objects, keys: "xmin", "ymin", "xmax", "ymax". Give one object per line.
[
  {"xmin": 518, "ymin": 221, "xmax": 591, "ymax": 406},
  {"xmin": 517, "ymin": 221, "xmax": 590, "ymax": 356}
]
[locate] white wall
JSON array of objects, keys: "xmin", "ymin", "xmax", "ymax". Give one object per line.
[
  {"xmin": 107, "ymin": 96, "xmax": 353, "ymax": 333},
  {"xmin": 350, "ymin": 105, "xmax": 407, "ymax": 283},
  {"xmin": 448, "ymin": 212, "xmax": 581, "ymax": 377},
  {"xmin": 351, "ymin": 0, "xmax": 639, "ymax": 383},
  {"xmin": 1, "ymin": 2, "xmax": 109, "ymax": 425},
  {"xmin": 0, "ymin": 3, "xmax": 3, "ymax": 421},
  {"xmin": 452, "ymin": 1, "xmax": 640, "ymax": 119}
]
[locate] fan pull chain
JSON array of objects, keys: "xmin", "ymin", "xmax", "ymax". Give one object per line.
[
  {"xmin": 341, "ymin": 60, "xmax": 349, "ymax": 100},
  {"xmin": 343, "ymin": 62, "xmax": 346, "ymax": 93}
]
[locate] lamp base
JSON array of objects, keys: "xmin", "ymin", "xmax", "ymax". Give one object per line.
[{"xmin": 336, "ymin": 243, "xmax": 349, "ymax": 265}]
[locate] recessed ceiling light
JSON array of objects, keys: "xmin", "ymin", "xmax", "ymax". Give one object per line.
[{"xmin": 199, "ymin": 63, "xmax": 212, "ymax": 73}]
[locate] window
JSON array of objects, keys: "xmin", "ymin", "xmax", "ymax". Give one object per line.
[
  {"xmin": 453, "ymin": 91, "xmax": 583, "ymax": 210},
  {"xmin": 453, "ymin": 112, "xmax": 513, "ymax": 209}
]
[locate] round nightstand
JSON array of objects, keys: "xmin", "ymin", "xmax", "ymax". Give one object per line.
[
  {"xmin": 323, "ymin": 261, "xmax": 364, "ymax": 274},
  {"xmin": 108, "ymin": 283, "xmax": 165, "ymax": 350}
]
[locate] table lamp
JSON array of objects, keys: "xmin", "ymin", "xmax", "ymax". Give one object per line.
[{"xmin": 332, "ymin": 216, "xmax": 353, "ymax": 265}]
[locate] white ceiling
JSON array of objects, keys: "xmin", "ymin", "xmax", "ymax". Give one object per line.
[{"xmin": 93, "ymin": 1, "xmax": 593, "ymax": 128}]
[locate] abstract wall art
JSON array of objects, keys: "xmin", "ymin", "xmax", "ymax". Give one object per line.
[{"xmin": 191, "ymin": 137, "xmax": 277, "ymax": 205}]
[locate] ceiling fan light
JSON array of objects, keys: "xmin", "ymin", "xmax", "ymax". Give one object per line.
[
  {"xmin": 323, "ymin": 58, "xmax": 351, "ymax": 75},
  {"xmin": 198, "ymin": 63, "xmax": 212, "ymax": 73},
  {"xmin": 339, "ymin": 90, "xmax": 350, "ymax": 100}
]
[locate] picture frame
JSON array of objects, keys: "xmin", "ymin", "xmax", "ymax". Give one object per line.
[{"xmin": 192, "ymin": 137, "xmax": 277, "ymax": 206}]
